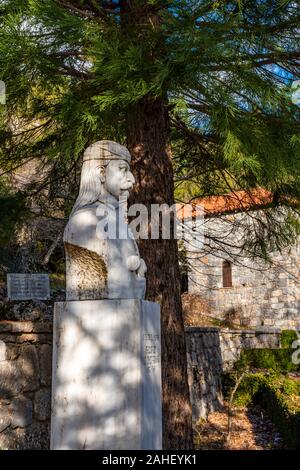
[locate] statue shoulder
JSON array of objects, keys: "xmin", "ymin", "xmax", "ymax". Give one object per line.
[{"xmin": 63, "ymin": 203, "xmax": 101, "ymax": 244}]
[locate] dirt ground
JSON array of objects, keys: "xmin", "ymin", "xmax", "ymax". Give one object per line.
[{"xmin": 194, "ymin": 404, "xmax": 284, "ymax": 450}]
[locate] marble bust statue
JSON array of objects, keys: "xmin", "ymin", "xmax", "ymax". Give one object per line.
[{"xmin": 64, "ymin": 140, "xmax": 147, "ymax": 300}]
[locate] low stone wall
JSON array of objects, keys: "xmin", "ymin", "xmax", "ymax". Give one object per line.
[
  {"xmin": 0, "ymin": 320, "xmax": 52, "ymax": 449},
  {"xmin": 0, "ymin": 299, "xmax": 286, "ymax": 448},
  {"xmin": 185, "ymin": 327, "xmax": 223, "ymax": 421},
  {"xmin": 219, "ymin": 328, "xmax": 281, "ymax": 371},
  {"xmin": 185, "ymin": 327, "xmax": 282, "ymax": 421}
]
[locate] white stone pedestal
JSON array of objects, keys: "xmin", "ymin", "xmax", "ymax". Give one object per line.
[{"xmin": 50, "ymin": 299, "xmax": 162, "ymax": 450}]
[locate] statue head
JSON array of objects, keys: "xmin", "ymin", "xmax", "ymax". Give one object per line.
[{"xmin": 71, "ymin": 140, "xmax": 135, "ymax": 214}]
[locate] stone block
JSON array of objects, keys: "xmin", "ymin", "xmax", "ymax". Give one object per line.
[
  {"xmin": 15, "ymin": 334, "xmax": 40, "ymax": 343},
  {"xmin": 17, "ymin": 344, "xmax": 39, "ymax": 392},
  {"xmin": 34, "ymin": 389, "xmax": 51, "ymax": 421},
  {"xmin": 263, "ymin": 319, "xmax": 274, "ymax": 326},
  {"xmin": 39, "ymin": 344, "xmax": 52, "ymax": 386},
  {"xmin": 0, "ymin": 361, "xmax": 22, "ymax": 398},
  {"xmin": 11, "ymin": 322, "xmax": 34, "ymax": 333},
  {"xmin": 272, "ymin": 290, "xmax": 283, "ymax": 297},
  {"xmin": 4, "ymin": 344, "xmax": 19, "ymax": 361},
  {"xmin": 0, "ymin": 402, "xmax": 11, "ymax": 432},
  {"xmin": 10, "ymin": 396, "xmax": 33, "ymax": 428},
  {"xmin": 32, "ymin": 323, "xmax": 53, "ymax": 333},
  {"xmin": 0, "ymin": 323, "xmax": 12, "ymax": 332},
  {"xmin": 0, "ymin": 422, "xmax": 50, "ymax": 450}
]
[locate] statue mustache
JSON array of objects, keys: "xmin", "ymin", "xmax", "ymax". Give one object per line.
[{"xmin": 121, "ymin": 181, "xmax": 134, "ymax": 190}]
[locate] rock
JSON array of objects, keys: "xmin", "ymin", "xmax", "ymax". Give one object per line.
[
  {"xmin": 0, "ymin": 422, "xmax": 50, "ymax": 450},
  {"xmin": 4, "ymin": 344, "xmax": 20, "ymax": 361},
  {"xmin": 11, "ymin": 322, "xmax": 34, "ymax": 333},
  {"xmin": 0, "ymin": 299, "xmax": 52, "ymax": 322},
  {"xmin": 32, "ymin": 323, "xmax": 52, "ymax": 333},
  {"xmin": 21, "ymin": 422, "xmax": 50, "ymax": 449},
  {"xmin": 10, "ymin": 396, "xmax": 33, "ymax": 428},
  {"xmin": 0, "ymin": 361, "xmax": 22, "ymax": 397},
  {"xmin": 34, "ymin": 389, "xmax": 51, "ymax": 421},
  {"xmin": 0, "ymin": 402, "xmax": 11, "ymax": 432},
  {"xmin": 0, "ymin": 323, "xmax": 12, "ymax": 332},
  {"xmin": 17, "ymin": 344, "xmax": 39, "ymax": 392}
]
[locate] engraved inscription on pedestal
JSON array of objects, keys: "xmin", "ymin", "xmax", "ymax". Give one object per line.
[
  {"xmin": 143, "ymin": 333, "xmax": 161, "ymax": 371},
  {"xmin": 7, "ymin": 273, "xmax": 50, "ymax": 300}
]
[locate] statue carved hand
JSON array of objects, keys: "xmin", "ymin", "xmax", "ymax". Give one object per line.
[{"xmin": 126, "ymin": 256, "xmax": 147, "ymax": 277}]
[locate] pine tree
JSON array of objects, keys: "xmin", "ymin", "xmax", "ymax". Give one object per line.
[{"xmin": 1, "ymin": 0, "xmax": 300, "ymax": 448}]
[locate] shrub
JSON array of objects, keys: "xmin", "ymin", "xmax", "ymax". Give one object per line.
[
  {"xmin": 240, "ymin": 348, "xmax": 300, "ymax": 373},
  {"xmin": 280, "ymin": 330, "xmax": 299, "ymax": 348},
  {"xmin": 255, "ymin": 377, "xmax": 300, "ymax": 449},
  {"xmin": 236, "ymin": 330, "xmax": 300, "ymax": 373},
  {"xmin": 224, "ymin": 372, "xmax": 300, "ymax": 449}
]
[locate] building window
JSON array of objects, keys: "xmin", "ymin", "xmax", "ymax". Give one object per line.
[
  {"xmin": 181, "ymin": 273, "xmax": 189, "ymax": 293},
  {"xmin": 222, "ymin": 260, "xmax": 232, "ymax": 288}
]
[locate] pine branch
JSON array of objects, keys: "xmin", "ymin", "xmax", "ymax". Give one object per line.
[
  {"xmin": 59, "ymin": 64, "xmax": 93, "ymax": 79},
  {"xmin": 206, "ymin": 50, "xmax": 300, "ymax": 71},
  {"xmin": 245, "ymin": 50, "xmax": 300, "ymax": 66},
  {"xmin": 0, "ymin": 157, "xmax": 39, "ymax": 178},
  {"xmin": 195, "ymin": 16, "xmax": 300, "ymax": 38},
  {"xmin": 26, "ymin": 154, "xmax": 81, "ymax": 198},
  {"xmin": 55, "ymin": 0, "xmax": 106, "ymax": 20},
  {"xmin": 55, "ymin": 0, "xmax": 121, "ymax": 20}
]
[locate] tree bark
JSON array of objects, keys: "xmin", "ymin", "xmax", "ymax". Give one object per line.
[{"xmin": 127, "ymin": 96, "xmax": 193, "ymax": 449}]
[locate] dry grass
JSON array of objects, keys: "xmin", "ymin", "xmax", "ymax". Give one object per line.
[{"xmin": 194, "ymin": 404, "xmax": 284, "ymax": 450}]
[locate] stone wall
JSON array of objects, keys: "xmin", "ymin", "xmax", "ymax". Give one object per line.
[
  {"xmin": 0, "ymin": 299, "xmax": 53, "ymax": 450},
  {"xmin": 185, "ymin": 327, "xmax": 282, "ymax": 421},
  {"xmin": 219, "ymin": 328, "xmax": 281, "ymax": 371},
  {"xmin": 185, "ymin": 327, "xmax": 223, "ymax": 421},
  {"xmin": 0, "ymin": 301, "xmax": 286, "ymax": 446},
  {"xmin": 187, "ymin": 213, "xmax": 300, "ymax": 329}
]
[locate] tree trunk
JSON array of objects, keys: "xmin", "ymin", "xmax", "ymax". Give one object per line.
[{"xmin": 127, "ymin": 96, "xmax": 193, "ymax": 449}]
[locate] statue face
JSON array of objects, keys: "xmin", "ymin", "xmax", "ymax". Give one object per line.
[{"xmin": 103, "ymin": 159, "xmax": 135, "ymax": 199}]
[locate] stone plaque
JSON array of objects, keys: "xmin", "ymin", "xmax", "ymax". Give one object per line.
[{"xmin": 7, "ymin": 273, "xmax": 50, "ymax": 301}]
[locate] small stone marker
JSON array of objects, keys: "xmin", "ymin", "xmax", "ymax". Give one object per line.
[{"xmin": 7, "ymin": 273, "xmax": 50, "ymax": 301}]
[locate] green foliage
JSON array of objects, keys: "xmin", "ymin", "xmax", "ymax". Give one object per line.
[
  {"xmin": 225, "ymin": 372, "xmax": 300, "ymax": 449},
  {"xmin": 241, "ymin": 348, "xmax": 300, "ymax": 373},
  {"xmin": 224, "ymin": 371, "xmax": 300, "ymax": 448},
  {"xmin": 235, "ymin": 331, "xmax": 300, "ymax": 373},
  {"xmin": 178, "ymin": 239, "xmax": 190, "ymax": 275},
  {"xmin": 50, "ymin": 273, "xmax": 65, "ymax": 291},
  {"xmin": 0, "ymin": 1, "xmax": 300, "ymax": 256},
  {"xmin": 281, "ymin": 329, "xmax": 299, "ymax": 348},
  {"xmin": 239, "ymin": 329, "xmax": 300, "ymax": 373},
  {"xmin": 0, "ymin": 182, "xmax": 28, "ymax": 247},
  {"xmin": 257, "ymin": 383, "xmax": 300, "ymax": 449},
  {"xmin": 224, "ymin": 332, "xmax": 300, "ymax": 411},
  {"xmin": 223, "ymin": 371, "xmax": 268, "ymax": 406}
]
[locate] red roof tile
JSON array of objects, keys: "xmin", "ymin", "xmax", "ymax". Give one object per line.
[{"xmin": 176, "ymin": 188, "xmax": 273, "ymax": 220}]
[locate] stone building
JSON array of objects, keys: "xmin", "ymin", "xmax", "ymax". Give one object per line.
[{"xmin": 182, "ymin": 189, "xmax": 300, "ymax": 330}]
